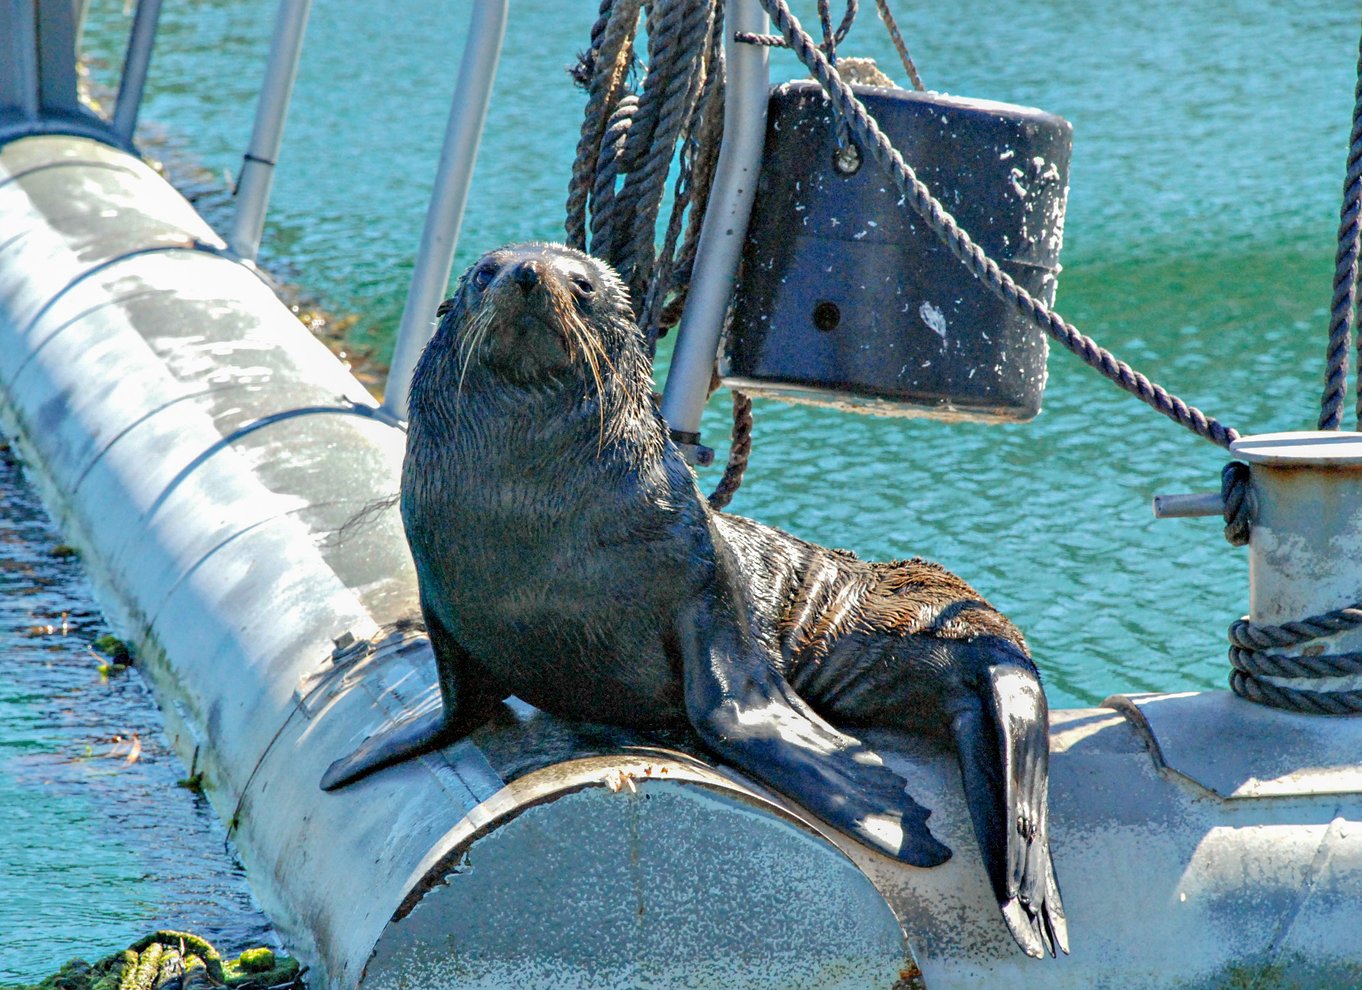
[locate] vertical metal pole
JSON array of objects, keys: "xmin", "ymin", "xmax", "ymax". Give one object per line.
[
  {"xmin": 14, "ymin": 0, "xmax": 41, "ymax": 119},
  {"xmin": 380, "ymin": 0, "xmax": 508, "ymax": 422},
  {"xmin": 70, "ymin": 0, "xmax": 89, "ymax": 46},
  {"xmin": 111, "ymin": 0, "xmax": 164, "ymax": 141},
  {"xmin": 228, "ymin": 0, "xmax": 312, "ymax": 263},
  {"xmin": 659, "ymin": 0, "xmax": 770, "ymax": 461}
]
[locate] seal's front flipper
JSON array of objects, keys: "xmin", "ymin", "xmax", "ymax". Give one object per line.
[
  {"xmin": 321, "ymin": 707, "xmax": 457, "ymax": 790},
  {"xmin": 677, "ymin": 600, "xmax": 951, "ymax": 867},
  {"xmin": 321, "ymin": 605, "xmax": 506, "ymax": 791}
]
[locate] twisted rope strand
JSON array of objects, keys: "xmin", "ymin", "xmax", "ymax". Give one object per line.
[
  {"xmin": 873, "ymin": 0, "xmax": 923, "ymax": 91},
  {"xmin": 588, "ymin": 95, "xmax": 640, "ymax": 258},
  {"xmin": 708, "ymin": 390, "xmax": 754, "ymax": 510},
  {"xmin": 1228, "ymin": 606, "xmax": 1362, "ymax": 651},
  {"xmin": 613, "ymin": 0, "xmax": 713, "ymax": 305},
  {"xmin": 1220, "ymin": 460, "xmax": 1253, "ymax": 546},
  {"xmin": 567, "ymin": 0, "xmax": 644, "ymax": 250},
  {"xmin": 1230, "ymin": 671, "xmax": 1362, "ymax": 716},
  {"xmin": 1320, "ymin": 22, "xmax": 1362, "ymax": 429},
  {"xmin": 642, "ymin": 10, "xmax": 726, "ymax": 346}
]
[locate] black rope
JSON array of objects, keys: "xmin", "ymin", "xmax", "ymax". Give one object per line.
[
  {"xmin": 1321, "ymin": 19, "xmax": 1362, "ymax": 430},
  {"xmin": 1227, "ymin": 605, "xmax": 1362, "ymax": 715},
  {"xmin": 1220, "ymin": 461, "xmax": 1253, "ymax": 547}
]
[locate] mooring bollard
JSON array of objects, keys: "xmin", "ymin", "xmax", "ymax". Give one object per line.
[
  {"xmin": 1233, "ymin": 432, "xmax": 1362, "ymax": 682},
  {"xmin": 1156, "ymin": 430, "xmax": 1362, "ymax": 705}
]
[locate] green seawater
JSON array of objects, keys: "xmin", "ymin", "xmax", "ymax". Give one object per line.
[{"xmin": 1, "ymin": 0, "xmax": 1356, "ymax": 979}]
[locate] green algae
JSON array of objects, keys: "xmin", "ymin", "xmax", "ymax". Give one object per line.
[
  {"xmin": 90, "ymin": 635, "xmax": 132, "ymax": 665},
  {"xmin": 91, "ymin": 635, "xmax": 134, "ymax": 678},
  {"xmin": 4, "ymin": 933, "xmax": 300, "ymax": 990}
]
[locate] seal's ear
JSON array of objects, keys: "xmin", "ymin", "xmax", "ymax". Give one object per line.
[{"xmin": 436, "ymin": 297, "xmax": 457, "ymax": 318}]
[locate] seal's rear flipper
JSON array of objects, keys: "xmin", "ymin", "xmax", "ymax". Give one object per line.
[
  {"xmin": 952, "ymin": 656, "xmax": 1069, "ymax": 958},
  {"xmin": 677, "ymin": 601, "xmax": 951, "ymax": 867},
  {"xmin": 320, "ymin": 708, "xmax": 456, "ymax": 791}
]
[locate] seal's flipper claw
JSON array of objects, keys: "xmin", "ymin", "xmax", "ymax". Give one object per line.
[
  {"xmin": 844, "ymin": 794, "xmax": 953, "ymax": 866},
  {"xmin": 320, "ymin": 708, "xmax": 454, "ymax": 791},
  {"xmin": 678, "ymin": 601, "xmax": 951, "ymax": 867}
]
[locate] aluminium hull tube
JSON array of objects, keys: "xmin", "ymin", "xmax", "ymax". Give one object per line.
[
  {"xmin": 2, "ymin": 134, "xmax": 1362, "ymax": 989},
  {"xmin": 0, "ymin": 133, "xmax": 905, "ymax": 989}
]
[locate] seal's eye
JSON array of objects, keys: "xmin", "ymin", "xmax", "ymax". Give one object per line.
[
  {"xmin": 472, "ymin": 264, "xmax": 497, "ymax": 290},
  {"xmin": 570, "ymin": 275, "xmax": 594, "ymax": 296}
]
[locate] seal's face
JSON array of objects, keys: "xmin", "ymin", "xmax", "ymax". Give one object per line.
[{"xmin": 437, "ymin": 243, "xmax": 635, "ymax": 389}]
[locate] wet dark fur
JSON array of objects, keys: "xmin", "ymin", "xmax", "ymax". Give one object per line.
[{"xmin": 323, "ymin": 243, "xmax": 1068, "ymax": 958}]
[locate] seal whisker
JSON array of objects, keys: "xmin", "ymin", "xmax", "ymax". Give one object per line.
[
  {"xmin": 448, "ymin": 307, "xmax": 492, "ymax": 434},
  {"xmin": 567, "ymin": 317, "xmax": 609, "ymax": 452}
]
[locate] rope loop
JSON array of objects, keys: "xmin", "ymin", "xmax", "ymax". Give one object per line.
[
  {"xmin": 1227, "ymin": 603, "xmax": 1362, "ymax": 715},
  {"xmin": 1229, "ymin": 670, "xmax": 1362, "ymax": 716},
  {"xmin": 1220, "ymin": 460, "xmax": 1253, "ymax": 546},
  {"xmin": 708, "ymin": 390, "xmax": 753, "ymax": 510}
]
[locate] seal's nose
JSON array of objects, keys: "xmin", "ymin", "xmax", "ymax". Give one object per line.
[{"xmin": 511, "ymin": 261, "xmax": 540, "ymax": 294}]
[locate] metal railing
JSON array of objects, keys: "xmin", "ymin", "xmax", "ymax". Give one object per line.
[
  {"xmin": 223, "ymin": 0, "xmax": 510, "ymax": 424},
  {"xmin": 3, "ymin": 0, "xmax": 753, "ymax": 440}
]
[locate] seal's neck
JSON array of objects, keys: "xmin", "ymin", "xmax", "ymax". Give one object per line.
[{"xmin": 408, "ymin": 338, "xmax": 664, "ymax": 471}]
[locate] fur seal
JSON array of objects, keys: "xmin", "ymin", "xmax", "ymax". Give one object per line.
[{"xmin": 322, "ymin": 243, "xmax": 1068, "ymax": 958}]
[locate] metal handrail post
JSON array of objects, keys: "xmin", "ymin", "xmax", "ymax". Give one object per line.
[
  {"xmin": 659, "ymin": 0, "xmax": 769, "ymax": 461},
  {"xmin": 13, "ymin": 0, "xmax": 41, "ymax": 119},
  {"xmin": 380, "ymin": 0, "xmax": 509, "ymax": 422},
  {"xmin": 111, "ymin": 0, "xmax": 163, "ymax": 141},
  {"xmin": 228, "ymin": 0, "xmax": 312, "ymax": 262}
]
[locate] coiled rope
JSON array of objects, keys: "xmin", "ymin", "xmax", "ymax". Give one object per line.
[
  {"xmin": 1228, "ymin": 607, "xmax": 1362, "ymax": 715},
  {"xmin": 568, "ymin": 0, "xmax": 758, "ymax": 508}
]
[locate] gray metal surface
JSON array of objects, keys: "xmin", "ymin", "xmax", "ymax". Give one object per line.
[
  {"xmin": 382, "ymin": 0, "xmax": 507, "ymax": 420},
  {"xmin": 1108, "ymin": 691, "xmax": 1362, "ymax": 797},
  {"xmin": 1151, "ymin": 491, "xmax": 1223, "ymax": 518},
  {"xmin": 659, "ymin": 0, "xmax": 770, "ymax": 452},
  {"xmin": 855, "ymin": 704, "xmax": 1362, "ymax": 989},
  {"xmin": 228, "ymin": 0, "xmax": 311, "ymax": 263},
  {"xmin": 1233, "ymin": 431, "xmax": 1362, "ymax": 689},
  {"xmin": 0, "ymin": 133, "xmax": 910, "ymax": 989},
  {"xmin": 365, "ymin": 757, "xmax": 906, "ymax": 990},
  {"xmin": 0, "ymin": 0, "xmax": 120, "ymax": 147}
]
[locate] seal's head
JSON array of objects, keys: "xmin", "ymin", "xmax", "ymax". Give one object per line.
[{"xmin": 429, "ymin": 242, "xmax": 642, "ymax": 393}]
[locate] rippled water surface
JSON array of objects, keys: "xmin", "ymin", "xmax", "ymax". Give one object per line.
[
  {"xmin": 2, "ymin": 0, "xmax": 1356, "ymax": 979},
  {"xmin": 0, "ymin": 449, "xmax": 273, "ymax": 982}
]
